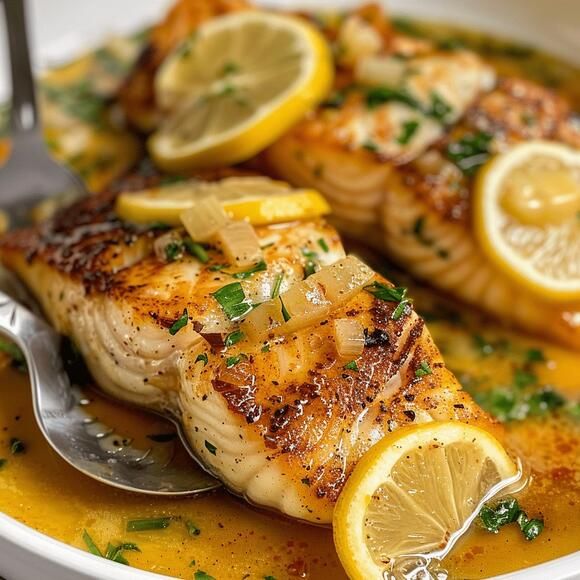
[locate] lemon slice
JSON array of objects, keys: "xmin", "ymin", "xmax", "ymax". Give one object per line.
[
  {"xmin": 475, "ymin": 141, "xmax": 580, "ymax": 302},
  {"xmin": 148, "ymin": 11, "xmax": 334, "ymax": 171},
  {"xmin": 115, "ymin": 176, "xmax": 331, "ymax": 225},
  {"xmin": 333, "ymin": 422, "xmax": 518, "ymax": 580}
]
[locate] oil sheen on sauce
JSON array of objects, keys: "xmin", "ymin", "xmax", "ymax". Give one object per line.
[{"xmin": 0, "ymin": 17, "xmax": 579, "ymax": 580}]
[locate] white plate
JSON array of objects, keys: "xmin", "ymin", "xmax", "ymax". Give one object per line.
[{"xmin": 0, "ymin": 1, "xmax": 579, "ymax": 579}]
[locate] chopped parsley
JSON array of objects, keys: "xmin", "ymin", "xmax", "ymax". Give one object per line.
[
  {"xmin": 43, "ymin": 81, "xmax": 106, "ymax": 126},
  {"xmin": 396, "ymin": 119, "xmax": 420, "ymax": 145},
  {"xmin": 126, "ymin": 517, "xmax": 171, "ymax": 532},
  {"xmin": 229, "ymin": 260, "xmax": 267, "ymax": 280},
  {"xmin": 224, "ymin": 330, "xmax": 245, "ymax": 348},
  {"xmin": 0, "ymin": 340, "xmax": 26, "ymax": 372},
  {"xmin": 169, "ymin": 309, "xmax": 189, "ymax": 335},
  {"xmin": 221, "ymin": 61, "xmax": 240, "ymax": 76},
  {"xmin": 225, "ymin": 354, "xmax": 246, "ymax": 368},
  {"xmin": 10, "ymin": 438, "xmax": 25, "ymax": 455},
  {"xmin": 194, "ymin": 571, "xmax": 216, "ymax": 580},
  {"xmin": 261, "ymin": 343, "xmax": 271, "ymax": 353},
  {"xmin": 212, "ymin": 282, "xmax": 252, "ymax": 320},
  {"xmin": 82, "ymin": 530, "xmax": 141, "ymax": 565},
  {"xmin": 208, "ymin": 264, "xmax": 227, "ymax": 272},
  {"xmin": 185, "ymin": 520, "xmax": 201, "ymax": 536},
  {"xmin": 362, "ymin": 139, "xmax": 380, "ymax": 153},
  {"xmin": 446, "ymin": 131, "xmax": 493, "ymax": 176},
  {"xmin": 302, "ymin": 248, "xmax": 319, "ymax": 278},
  {"xmin": 281, "ymin": 300, "xmax": 291, "ymax": 322},
  {"xmin": 271, "ymin": 273, "xmax": 284, "ymax": 299},
  {"xmin": 94, "ymin": 47, "xmax": 130, "ymax": 76},
  {"xmin": 0, "ymin": 458, "xmax": 6, "ymax": 469},
  {"xmin": 183, "ymin": 239, "xmax": 209, "ymax": 263},
  {"xmin": 164, "ymin": 242, "xmax": 183, "ymax": 262},
  {"xmin": 204, "ymin": 440, "xmax": 217, "ymax": 455},
  {"xmin": 365, "ymin": 86, "xmax": 420, "ymax": 110},
  {"xmin": 525, "ymin": 348, "xmax": 546, "ymax": 363},
  {"xmin": 195, "ymin": 353, "xmax": 209, "ymax": 366},
  {"xmin": 478, "ymin": 497, "xmax": 544, "ymax": 541},
  {"xmin": 344, "ymin": 360, "xmax": 359, "ymax": 372},
  {"xmin": 415, "ymin": 361, "xmax": 432, "ymax": 377},
  {"xmin": 317, "ymin": 238, "xmax": 329, "ymax": 253},
  {"xmin": 365, "ymin": 282, "xmax": 411, "ymax": 320},
  {"xmin": 426, "ymin": 92, "xmax": 453, "ymax": 123}
]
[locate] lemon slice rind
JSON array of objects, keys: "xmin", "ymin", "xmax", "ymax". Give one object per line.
[
  {"xmin": 149, "ymin": 11, "xmax": 334, "ymax": 171},
  {"xmin": 474, "ymin": 140, "xmax": 580, "ymax": 302},
  {"xmin": 333, "ymin": 421, "xmax": 519, "ymax": 580},
  {"xmin": 115, "ymin": 178, "xmax": 331, "ymax": 226}
]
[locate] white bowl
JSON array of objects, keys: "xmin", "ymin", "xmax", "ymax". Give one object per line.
[{"xmin": 1, "ymin": 1, "xmax": 579, "ymax": 578}]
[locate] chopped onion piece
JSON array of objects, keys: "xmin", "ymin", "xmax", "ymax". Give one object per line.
[
  {"xmin": 313, "ymin": 255, "xmax": 374, "ymax": 303},
  {"xmin": 334, "ymin": 318, "xmax": 365, "ymax": 359},
  {"xmin": 180, "ymin": 196, "xmax": 228, "ymax": 241},
  {"xmin": 282, "ymin": 279, "xmax": 332, "ymax": 334},
  {"xmin": 217, "ymin": 221, "xmax": 262, "ymax": 268},
  {"xmin": 355, "ymin": 56, "xmax": 406, "ymax": 87},
  {"xmin": 242, "ymin": 256, "xmax": 375, "ymax": 338},
  {"xmin": 242, "ymin": 299, "xmax": 285, "ymax": 341}
]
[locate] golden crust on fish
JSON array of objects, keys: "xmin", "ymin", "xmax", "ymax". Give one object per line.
[
  {"xmin": 264, "ymin": 4, "xmax": 580, "ymax": 350},
  {"xmin": 0, "ymin": 182, "xmax": 495, "ymax": 523}
]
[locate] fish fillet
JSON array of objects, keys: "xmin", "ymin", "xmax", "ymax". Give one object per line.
[
  {"xmin": 0, "ymin": 179, "xmax": 496, "ymax": 523},
  {"xmin": 264, "ymin": 8, "xmax": 580, "ymax": 350}
]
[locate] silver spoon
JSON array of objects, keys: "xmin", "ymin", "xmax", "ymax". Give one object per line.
[
  {"xmin": 0, "ymin": 290, "xmax": 219, "ymax": 494},
  {"xmin": 0, "ymin": 0, "xmax": 220, "ymax": 494}
]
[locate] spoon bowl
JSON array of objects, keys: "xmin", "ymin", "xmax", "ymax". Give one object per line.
[{"xmin": 0, "ymin": 290, "xmax": 220, "ymax": 494}]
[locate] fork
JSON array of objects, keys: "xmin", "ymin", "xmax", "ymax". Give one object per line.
[
  {"xmin": 0, "ymin": 0, "xmax": 86, "ymax": 226},
  {"xmin": 0, "ymin": 0, "xmax": 220, "ymax": 494}
]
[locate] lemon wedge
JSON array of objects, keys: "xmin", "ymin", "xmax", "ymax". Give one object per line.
[
  {"xmin": 115, "ymin": 176, "xmax": 331, "ymax": 225},
  {"xmin": 474, "ymin": 141, "xmax": 580, "ymax": 302},
  {"xmin": 333, "ymin": 422, "xmax": 518, "ymax": 580},
  {"xmin": 148, "ymin": 11, "xmax": 334, "ymax": 171}
]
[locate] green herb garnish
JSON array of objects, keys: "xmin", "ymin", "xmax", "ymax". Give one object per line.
[
  {"xmin": 82, "ymin": 530, "xmax": 140, "ymax": 565},
  {"xmin": 225, "ymin": 354, "xmax": 246, "ymax": 368},
  {"xmin": 224, "ymin": 330, "xmax": 245, "ymax": 348},
  {"xmin": 185, "ymin": 520, "xmax": 201, "ymax": 536},
  {"xmin": 205, "ymin": 441, "xmax": 217, "ymax": 455},
  {"xmin": 212, "ymin": 282, "xmax": 252, "ymax": 320},
  {"xmin": 344, "ymin": 360, "xmax": 359, "ymax": 372},
  {"xmin": 415, "ymin": 361, "xmax": 432, "ymax": 377},
  {"xmin": 221, "ymin": 61, "xmax": 240, "ymax": 76},
  {"xmin": 195, "ymin": 353, "xmax": 209, "ymax": 366},
  {"xmin": 164, "ymin": 242, "xmax": 183, "ymax": 262},
  {"xmin": 126, "ymin": 517, "xmax": 171, "ymax": 532},
  {"xmin": 317, "ymin": 238, "xmax": 329, "ymax": 252},
  {"xmin": 208, "ymin": 264, "xmax": 228, "ymax": 272},
  {"xmin": 365, "ymin": 282, "xmax": 411, "ymax": 320},
  {"xmin": 525, "ymin": 348, "xmax": 546, "ymax": 363},
  {"xmin": 10, "ymin": 438, "xmax": 25, "ymax": 455},
  {"xmin": 426, "ymin": 91, "xmax": 453, "ymax": 122},
  {"xmin": 261, "ymin": 343, "xmax": 271, "ymax": 353},
  {"xmin": 194, "ymin": 571, "xmax": 216, "ymax": 580},
  {"xmin": 0, "ymin": 340, "xmax": 26, "ymax": 371},
  {"xmin": 396, "ymin": 120, "xmax": 420, "ymax": 144},
  {"xmin": 0, "ymin": 458, "xmax": 6, "ymax": 470},
  {"xmin": 365, "ymin": 86, "xmax": 420, "ymax": 110},
  {"xmin": 478, "ymin": 497, "xmax": 543, "ymax": 541},
  {"xmin": 446, "ymin": 131, "xmax": 493, "ymax": 176},
  {"xmin": 362, "ymin": 139, "xmax": 379, "ymax": 153},
  {"xmin": 230, "ymin": 260, "xmax": 267, "ymax": 280},
  {"xmin": 281, "ymin": 300, "xmax": 291, "ymax": 322},
  {"xmin": 271, "ymin": 273, "xmax": 284, "ymax": 299},
  {"xmin": 183, "ymin": 239, "xmax": 209, "ymax": 263},
  {"xmin": 169, "ymin": 309, "xmax": 189, "ymax": 335}
]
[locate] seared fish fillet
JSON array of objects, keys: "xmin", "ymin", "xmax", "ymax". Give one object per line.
[
  {"xmin": 265, "ymin": 6, "xmax": 580, "ymax": 350},
  {"xmin": 0, "ymin": 183, "xmax": 495, "ymax": 523}
]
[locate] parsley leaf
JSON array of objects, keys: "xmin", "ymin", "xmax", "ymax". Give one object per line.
[
  {"xmin": 212, "ymin": 282, "xmax": 252, "ymax": 320},
  {"xmin": 446, "ymin": 131, "xmax": 493, "ymax": 176},
  {"xmin": 169, "ymin": 309, "xmax": 189, "ymax": 335}
]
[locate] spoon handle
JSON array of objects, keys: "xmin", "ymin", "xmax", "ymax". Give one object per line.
[{"xmin": 3, "ymin": 0, "xmax": 40, "ymax": 135}]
